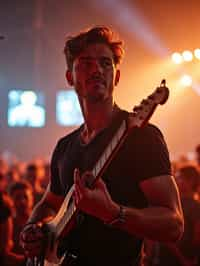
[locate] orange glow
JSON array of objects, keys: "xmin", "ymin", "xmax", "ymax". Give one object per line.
[
  {"xmin": 182, "ymin": 50, "xmax": 193, "ymax": 62},
  {"xmin": 180, "ymin": 74, "xmax": 193, "ymax": 87},
  {"xmin": 194, "ymin": 48, "xmax": 200, "ymax": 60},
  {"xmin": 171, "ymin": 52, "xmax": 183, "ymax": 64}
]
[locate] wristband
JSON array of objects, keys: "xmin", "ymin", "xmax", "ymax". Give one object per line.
[{"xmin": 105, "ymin": 205, "xmax": 126, "ymax": 226}]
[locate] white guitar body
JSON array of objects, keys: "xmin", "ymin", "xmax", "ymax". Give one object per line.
[
  {"xmin": 43, "ymin": 186, "xmax": 76, "ymax": 266},
  {"xmin": 28, "ymin": 80, "xmax": 169, "ymax": 266}
]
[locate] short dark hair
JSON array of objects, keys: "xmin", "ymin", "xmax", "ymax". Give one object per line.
[
  {"xmin": 9, "ymin": 180, "xmax": 33, "ymax": 195},
  {"xmin": 64, "ymin": 26, "xmax": 124, "ymax": 71},
  {"xmin": 26, "ymin": 163, "xmax": 37, "ymax": 172}
]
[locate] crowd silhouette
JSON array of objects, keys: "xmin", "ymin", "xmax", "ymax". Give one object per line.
[{"xmin": 1, "ymin": 146, "xmax": 200, "ymax": 266}]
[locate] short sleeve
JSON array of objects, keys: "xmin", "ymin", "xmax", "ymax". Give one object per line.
[{"xmin": 128, "ymin": 124, "xmax": 172, "ymax": 182}]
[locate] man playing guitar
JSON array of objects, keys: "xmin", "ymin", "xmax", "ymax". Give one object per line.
[{"xmin": 20, "ymin": 26, "xmax": 184, "ymax": 266}]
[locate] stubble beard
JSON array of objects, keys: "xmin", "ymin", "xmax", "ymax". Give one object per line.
[{"xmin": 76, "ymin": 82, "xmax": 111, "ymax": 104}]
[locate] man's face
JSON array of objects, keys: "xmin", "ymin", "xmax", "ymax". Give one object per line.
[
  {"xmin": 12, "ymin": 188, "xmax": 33, "ymax": 215},
  {"xmin": 69, "ymin": 43, "xmax": 120, "ymax": 103}
]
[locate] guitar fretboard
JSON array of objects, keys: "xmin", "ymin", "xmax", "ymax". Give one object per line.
[
  {"xmin": 91, "ymin": 119, "xmax": 127, "ymax": 185},
  {"xmin": 51, "ymin": 119, "xmax": 128, "ymax": 238}
]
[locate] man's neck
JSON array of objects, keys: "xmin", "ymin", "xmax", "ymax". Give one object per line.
[{"xmin": 80, "ymin": 101, "xmax": 119, "ymax": 144}]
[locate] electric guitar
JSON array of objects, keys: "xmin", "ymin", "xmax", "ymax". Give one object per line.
[{"xmin": 27, "ymin": 80, "xmax": 169, "ymax": 266}]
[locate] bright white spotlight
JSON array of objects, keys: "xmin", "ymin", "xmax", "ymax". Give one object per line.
[
  {"xmin": 171, "ymin": 52, "xmax": 183, "ymax": 64},
  {"xmin": 56, "ymin": 90, "xmax": 83, "ymax": 126},
  {"xmin": 21, "ymin": 91, "xmax": 37, "ymax": 106},
  {"xmin": 182, "ymin": 50, "xmax": 193, "ymax": 62},
  {"xmin": 194, "ymin": 48, "xmax": 200, "ymax": 60},
  {"xmin": 8, "ymin": 90, "xmax": 45, "ymax": 127},
  {"xmin": 180, "ymin": 74, "xmax": 193, "ymax": 87}
]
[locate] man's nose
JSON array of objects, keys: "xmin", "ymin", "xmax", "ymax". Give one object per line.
[{"xmin": 91, "ymin": 60, "xmax": 103, "ymax": 73}]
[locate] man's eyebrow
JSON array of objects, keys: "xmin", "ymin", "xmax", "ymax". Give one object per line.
[
  {"xmin": 79, "ymin": 56, "xmax": 93, "ymax": 60},
  {"xmin": 79, "ymin": 56, "xmax": 112, "ymax": 61},
  {"xmin": 100, "ymin": 56, "xmax": 113, "ymax": 61}
]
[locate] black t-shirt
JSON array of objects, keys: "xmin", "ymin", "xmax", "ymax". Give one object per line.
[{"xmin": 50, "ymin": 108, "xmax": 171, "ymax": 266}]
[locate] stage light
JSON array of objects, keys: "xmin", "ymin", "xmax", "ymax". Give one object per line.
[
  {"xmin": 21, "ymin": 91, "xmax": 37, "ymax": 106},
  {"xmin": 182, "ymin": 50, "xmax": 193, "ymax": 62},
  {"xmin": 194, "ymin": 48, "xmax": 200, "ymax": 60},
  {"xmin": 56, "ymin": 90, "xmax": 83, "ymax": 126},
  {"xmin": 180, "ymin": 74, "xmax": 192, "ymax": 87},
  {"xmin": 171, "ymin": 52, "xmax": 183, "ymax": 64},
  {"xmin": 8, "ymin": 90, "xmax": 45, "ymax": 127}
]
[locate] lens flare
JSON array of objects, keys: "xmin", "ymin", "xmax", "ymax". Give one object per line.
[
  {"xmin": 182, "ymin": 50, "xmax": 193, "ymax": 62},
  {"xmin": 194, "ymin": 48, "xmax": 200, "ymax": 60},
  {"xmin": 171, "ymin": 52, "xmax": 183, "ymax": 64},
  {"xmin": 180, "ymin": 74, "xmax": 192, "ymax": 87}
]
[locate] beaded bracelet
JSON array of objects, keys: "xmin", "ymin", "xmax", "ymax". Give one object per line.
[{"xmin": 105, "ymin": 205, "xmax": 126, "ymax": 226}]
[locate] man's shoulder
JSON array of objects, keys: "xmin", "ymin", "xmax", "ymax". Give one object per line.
[
  {"xmin": 130, "ymin": 122, "xmax": 164, "ymax": 140},
  {"xmin": 59, "ymin": 126, "xmax": 82, "ymax": 143},
  {"xmin": 142, "ymin": 123, "xmax": 164, "ymax": 137},
  {"xmin": 55, "ymin": 126, "xmax": 82, "ymax": 151}
]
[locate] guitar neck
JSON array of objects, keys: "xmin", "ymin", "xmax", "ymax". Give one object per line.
[
  {"xmin": 48, "ymin": 118, "xmax": 129, "ymax": 238},
  {"xmin": 90, "ymin": 118, "xmax": 129, "ymax": 186}
]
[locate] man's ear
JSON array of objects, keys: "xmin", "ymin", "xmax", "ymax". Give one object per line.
[
  {"xmin": 114, "ymin": 69, "xmax": 120, "ymax": 86},
  {"xmin": 66, "ymin": 70, "xmax": 74, "ymax": 86}
]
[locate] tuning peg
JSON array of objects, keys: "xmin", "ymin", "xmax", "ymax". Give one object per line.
[
  {"xmin": 141, "ymin": 99, "xmax": 149, "ymax": 105},
  {"xmin": 148, "ymin": 95, "xmax": 155, "ymax": 100},
  {"xmin": 160, "ymin": 79, "xmax": 166, "ymax": 87},
  {"xmin": 156, "ymin": 87, "xmax": 163, "ymax": 93},
  {"xmin": 133, "ymin": 106, "xmax": 143, "ymax": 112},
  {"xmin": 156, "ymin": 79, "xmax": 167, "ymax": 93}
]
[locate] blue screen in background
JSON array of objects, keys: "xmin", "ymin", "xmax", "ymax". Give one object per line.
[
  {"xmin": 56, "ymin": 90, "xmax": 83, "ymax": 126},
  {"xmin": 8, "ymin": 90, "xmax": 45, "ymax": 127}
]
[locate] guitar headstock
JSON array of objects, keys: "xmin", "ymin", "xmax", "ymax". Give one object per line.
[{"xmin": 128, "ymin": 79, "xmax": 169, "ymax": 128}]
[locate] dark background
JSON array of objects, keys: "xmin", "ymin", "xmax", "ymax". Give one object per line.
[{"xmin": 1, "ymin": 0, "xmax": 200, "ymax": 161}]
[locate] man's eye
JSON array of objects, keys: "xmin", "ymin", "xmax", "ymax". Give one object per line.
[
  {"xmin": 101, "ymin": 60, "xmax": 113, "ymax": 67},
  {"xmin": 81, "ymin": 61, "xmax": 93, "ymax": 67}
]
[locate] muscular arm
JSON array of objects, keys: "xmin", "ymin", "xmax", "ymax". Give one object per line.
[
  {"xmin": 74, "ymin": 172, "xmax": 184, "ymax": 243},
  {"xmin": 112, "ymin": 175, "xmax": 184, "ymax": 242},
  {"xmin": 112, "ymin": 126, "xmax": 184, "ymax": 242}
]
